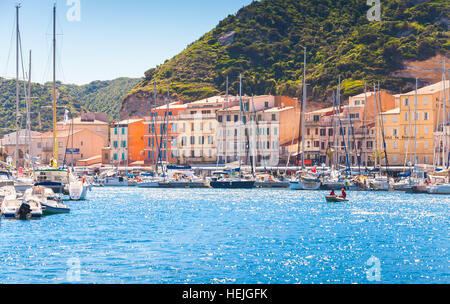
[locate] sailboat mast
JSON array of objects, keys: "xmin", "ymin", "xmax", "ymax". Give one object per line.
[
  {"xmin": 52, "ymin": 4, "xmax": 57, "ymax": 168},
  {"xmin": 374, "ymin": 83, "xmax": 378, "ymax": 169},
  {"xmin": 414, "ymin": 78, "xmax": 418, "ymax": 166},
  {"xmin": 224, "ymin": 76, "xmax": 229, "ymax": 165},
  {"xmin": 363, "ymin": 83, "xmax": 368, "ymax": 166},
  {"xmin": 15, "ymin": 5, "xmax": 20, "ymax": 169},
  {"xmin": 166, "ymin": 85, "xmax": 170, "ymax": 168},
  {"xmin": 301, "ymin": 47, "xmax": 307, "ymax": 170},
  {"xmin": 27, "ymin": 50, "xmax": 33, "ymax": 170},
  {"xmin": 239, "ymin": 73, "xmax": 242, "ymax": 170},
  {"xmin": 152, "ymin": 79, "xmax": 158, "ymax": 171},
  {"xmin": 443, "ymin": 61, "xmax": 447, "ymax": 168}
]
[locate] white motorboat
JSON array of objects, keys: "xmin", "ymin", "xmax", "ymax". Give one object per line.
[
  {"xmin": 393, "ymin": 178, "xmax": 413, "ymax": 191},
  {"xmin": 254, "ymin": 174, "xmax": 290, "ymax": 188},
  {"xmin": 427, "ymin": 183, "xmax": 450, "ymax": 194},
  {"xmin": 24, "ymin": 186, "xmax": 70, "ymax": 215},
  {"xmin": 290, "ymin": 174, "xmax": 321, "ymax": 190},
  {"xmin": 1, "ymin": 186, "xmax": 42, "ymax": 219},
  {"xmin": 69, "ymin": 180, "xmax": 90, "ymax": 200},
  {"xmin": 34, "ymin": 169, "xmax": 70, "ymax": 194},
  {"xmin": 0, "ymin": 171, "xmax": 14, "ymax": 187},
  {"xmin": 368, "ymin": 175, "xmax": 391, "ymax": 191}
]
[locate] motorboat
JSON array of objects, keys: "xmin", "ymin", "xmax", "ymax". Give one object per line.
[
  {"xmin": 1, "ymin": 186, "xmax": 42, "ymax": 220},
  {"xmin": 427, "ymin": 183, "xmax": 450, "ymax": 194},
  {"xmin": 14, "ymin": 176, "xmax": 34, "ymax": 194},
  {"xmin": 254, "ymin": 174, "xmax": 290, "ymax": 188},
  {"xmin": 69, "ymin": 178, "xmax": 91, "ymax": 200},
  {"xmin": 393, "ymin": 178, "xmax": 413, "ymax": 191},
  {"xmin": 368, "ymin": 175, "xmax": 391, "ymax": 191},
  {"xmin": 24, "ymin": 186, "xmax": 70, "ymax": 215},
  {"xmin": 290, "ymin": 173, "xmax": 321, "ymax": 190},
  {"xmin": 0, "ymin": 171, "xmax": 14, "ymax": 187},
  {"xmin": 99, "ymin": 172, "xmax": 130, "ymax": 187},
  {"xmin": 210, "ymin": 171, "xmax": 255, "ymax": 189},
  {"xmin": 34, "ymin": 169, "xmax": 70, "ymax": 194},
  {"xmin": 157, "ymin": 171, "xmax": 210, "ymax": 188}
]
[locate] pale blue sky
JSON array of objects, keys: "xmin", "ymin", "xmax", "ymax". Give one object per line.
[{"xmin": 0, "ymin": 0, "xmax": 254, "ymax": 84}]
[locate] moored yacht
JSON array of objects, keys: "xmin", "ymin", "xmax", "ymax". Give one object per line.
[
  {"xmin": 24, "ymin": 186, "xmax": 70, "ymax": 215},
  {"xmin": 1, "ymin": 186, "xmax": 42, "ymax": 220}
]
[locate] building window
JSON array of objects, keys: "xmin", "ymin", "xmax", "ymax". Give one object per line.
[
  {"xmin": 424, "ymin": 126, "xmax": 428, "ymax": 135},
  {"xmin": 313, "ymin": 115, "xmax": 320, "ymax": 122},
  {"xmin": 264, "ymin": 101, "xmax": 269, "ymax": 108},
  {"xmin": 423, "ymin": 97, "xmax": 428, "ymax": 105},
  {"xmin": 190, "ymin": 136, "xmax": 195, "ymax": 145},
  {"xmin": 424, "ymin": 112, "xmax": 429, "ymax": 121},
  {"xmin": 272, "ymin": 114, "xmax": 276, "ymax": 121},
  {"xmin": 234, "ymin": 115, "xmax": 239, "ymax": 122},
  {"xmin": 404, "ymin": 98, "xmax": 409, "ymax": 106},
  {"xmin": 367, "ymin": 141, "xmax": 373, "ymax": 149},
  {"xmin": 405, "ymin": 112, "xmax": 408, "ymax": 121}
]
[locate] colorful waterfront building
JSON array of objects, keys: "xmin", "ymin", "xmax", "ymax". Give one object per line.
[
  {"xmin": 110, "ymin": 118, "xmax": 145, "ymax": 166},
  {"xmin": 32, "ymin": 129, "xmax": 105, "ymax": 167},
  {"xmin": 216, "ymin": 95, "xmax": 299, "ymax": 166},
  {"xmin": 144, "ymin": 102, "xmax": 186, "ymax": 166},
  {"xmin": 177, "ymin": 95, "xmax": 237, "ymax": 165},
  {"xmin": 379, "ymin": 80, "xmax": 450, "ymax": 167}
]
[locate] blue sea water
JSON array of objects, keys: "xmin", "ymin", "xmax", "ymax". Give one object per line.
[{"xmin": 0, "ymin": 187, "xmax": 448, "ymax": 284}]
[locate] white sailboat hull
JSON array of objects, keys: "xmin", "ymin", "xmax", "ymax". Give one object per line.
[
  {"xmin": 427, "ymin": 184, "xmax": 450, "ymax": 194},
  {"xmin": 290, "ymin": 180, "xmax": 321, "ymax": 190}
]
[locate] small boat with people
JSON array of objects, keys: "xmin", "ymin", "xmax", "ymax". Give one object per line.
[{"xmin": 325, "ymin": 188, "xmax": 349, "ymax": 203}]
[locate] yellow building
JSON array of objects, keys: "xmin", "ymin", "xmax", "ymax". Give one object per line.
[{"xmin": 379, "ymin": 80, "xmax": 449, "ymax": 166}]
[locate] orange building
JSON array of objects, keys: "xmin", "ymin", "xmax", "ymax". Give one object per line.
[
  {"xmin": 144, "ymin": 102, "xmax": 187, "ymax": 166},
  {"xmin": 110, "ymin": 118, "xmax": 145, "ymax": 166}
]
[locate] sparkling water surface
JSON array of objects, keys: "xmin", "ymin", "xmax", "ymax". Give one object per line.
[{"xmin": 0, "ymin": 187, "xmax": 448, "ymax": 284}]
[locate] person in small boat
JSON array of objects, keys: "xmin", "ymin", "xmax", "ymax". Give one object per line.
[
  {"xmin": 329, "ymin": 189, "xmax": 336, "ymax": 197},
  {"xmin": 340, "ymin": 188, "xmax": 347, "ymax": 199}
]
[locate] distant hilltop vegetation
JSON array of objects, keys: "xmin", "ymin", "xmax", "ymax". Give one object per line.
[
  {"xmin": 0, "ymin": 77, "xmax": 141, "ymax": 136},
  {"xmin": 123, "ymin": 0, "xmax": 449, "ymax": 117}
]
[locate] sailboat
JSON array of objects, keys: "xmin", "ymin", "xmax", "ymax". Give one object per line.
[
  {"xmin": 290, "ymin": 49, "xmax": 321, "ymax": 191},
  {"xmin": 210, "ymin": 74, "xmax": 255, "ymax": 189},
  {"xmin": 33, "ymin": 5, "xmax": 74, "ymax": 195},
  {"xmin": 428, "ymin": 63, "xmax": 450, "ymax": 194}
]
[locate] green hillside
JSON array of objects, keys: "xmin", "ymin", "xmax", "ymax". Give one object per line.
[
  {"xmin": 126, "ymin": 0, "xmax": 449, "ymax": 103},
  {"xmin": 0, "ymin": 77, "xmax": 140, "ymax": 136}
]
